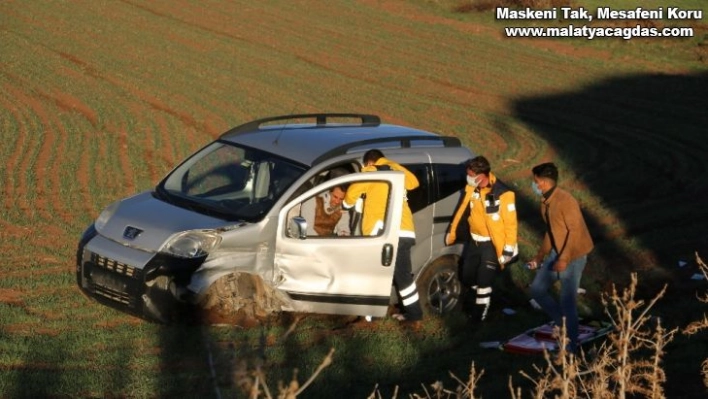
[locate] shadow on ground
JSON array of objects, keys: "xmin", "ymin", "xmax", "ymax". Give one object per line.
[
  {"xmin": 511, "ymin": 71, "xmax": 708, "ymax": 293},
  {"xmin": 510, "ymin": 71, "xmax": 708, "ymax": 398}
]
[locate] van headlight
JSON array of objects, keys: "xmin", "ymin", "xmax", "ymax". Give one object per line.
[
  {"xmin": 95, "ymin": 201, "xmax": 120, "ymax": 233},
  {"xmin": 160, "ymin": 230, "xmax": 222, "ymax": 259}
]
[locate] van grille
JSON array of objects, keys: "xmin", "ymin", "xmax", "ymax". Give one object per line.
[
  {"xmin": 91, "ymin": 253, "xmax": 140, "ymax": 279},
  {"xmin": 86, "ymin": 253, "xmax": 142, "ymax": 309},
  {"xmin": 92, "ymin": 284, "xmax": 136, "ymax": 306}
]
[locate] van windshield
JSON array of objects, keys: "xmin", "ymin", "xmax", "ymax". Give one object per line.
[{"xmin": 157, "ymin": 141, "xmax": 306, "ymax": 222}]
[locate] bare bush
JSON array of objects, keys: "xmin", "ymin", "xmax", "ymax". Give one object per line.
[
  {"xmin": 600, "ymin": 274, "xmax": 676, "ymax": 398},
  {"xmin": 683, "ymin": 252, "xmax": 708, "ymax": 388},
  {"xmin": 368, "ymin": 362, "xmax": 484, "ymax": 399},
  {"xmin": 228, "ymin": 315, "xmax": 335, "ymax": 399},
  {"xmin": 234, "ymin": 267, "xmax": 703, "ymax": 398},
  {"xmin": 509, "ymin": 272, "xmax": 677, "ymax": 398},
  {"xmin": 233, "ymin": 347, "xmax": 335, "ymax": 399}
]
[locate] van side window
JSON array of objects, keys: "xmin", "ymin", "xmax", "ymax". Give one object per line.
[
  {"xmin": 286, "ymin": 165, "xmax": 356, "ymax": 237},
  {"xmin": 434, "ymin": 163, "xmax": 467, "ymax": 202},
  {"xmin": 287, "ymin": 164, "xmax": 355, "ymax": 203},
  {"xmin": 402, "ymin": 163, "xmax": 431, "ymax": 213}
]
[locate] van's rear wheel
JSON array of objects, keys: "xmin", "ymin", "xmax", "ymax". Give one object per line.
[
  {"xmin": 417, "ymin": 257, "xmax": 462, "ymax": 315},
  {"xmin": 199, "ymin": 273, "xmax": 279, "ymax": 327}
]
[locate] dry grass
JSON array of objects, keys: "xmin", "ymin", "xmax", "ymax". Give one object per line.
[
  {"xmin": 233, "ymin": 346, "xmax": 336, "ymax": 399},
  {"xmin": 683, "ymin": 253, "xmax": 708, "ymax": 389},
  {"xmin": 232, "ymin": 268, "xmax": 708, "ymax": 398},
  {"xmin": 507, "ymin": 273, "xmax": 677, "ymax": 399}
]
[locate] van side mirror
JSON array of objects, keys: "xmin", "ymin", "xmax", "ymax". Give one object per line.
[{"xmin": 288, "ymin": 216, "xmax": 308, "ymax": 240}]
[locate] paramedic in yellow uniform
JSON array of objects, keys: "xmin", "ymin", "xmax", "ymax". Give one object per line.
[
  {"xmin": 446, "ymin": 156, "xmax": 518, "ymax": 322},
  {"xmin": 344, "ymin": 149, "xmax": 423, "ymax": 323}
]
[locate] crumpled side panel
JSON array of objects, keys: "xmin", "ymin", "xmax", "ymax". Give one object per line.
[{"xmin": 198, "ymin": 271, "xmax": 290, "ymax": 326}]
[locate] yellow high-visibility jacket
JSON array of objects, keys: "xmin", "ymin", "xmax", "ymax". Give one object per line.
[
  {"xmin": 446, "ymin": 173, "xmax": 518, "ymax": 268},
  {"xmin": 343, "ymin": 158, "xmax": 419, "ymax": 238}
]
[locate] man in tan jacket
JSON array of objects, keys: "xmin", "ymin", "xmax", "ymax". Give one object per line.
[{"xmin": 527, "ymin": 162, "xmax": 594, "ymax": 353}]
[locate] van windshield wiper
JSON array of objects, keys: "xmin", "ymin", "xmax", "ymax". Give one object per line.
[{"xmin": 153, "ymin": 189, "xmax": 216, "ymax": 217}]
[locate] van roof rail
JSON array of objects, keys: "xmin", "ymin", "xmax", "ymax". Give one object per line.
[
  {"xmin": 222, "ymin": 113, "xmax": 381, "ymax": 137},
  {"xmin": 312, "ymin": 135, "xmax": 462, "ymax": 165}
]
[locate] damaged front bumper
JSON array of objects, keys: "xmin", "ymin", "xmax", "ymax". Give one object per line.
[{"xmin": 76, "ymin": 225, "xmax": 205, "ymax": 323}]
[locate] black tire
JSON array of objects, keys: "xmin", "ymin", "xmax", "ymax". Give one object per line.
[{"xmin": 417, "ymin": 257, "xmax": 462, "ymax": 316}]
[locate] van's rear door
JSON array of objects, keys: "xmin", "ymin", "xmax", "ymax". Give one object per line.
[{"xmin": 274, "ymin": 171, "xmax": 405, "ymax": 318}]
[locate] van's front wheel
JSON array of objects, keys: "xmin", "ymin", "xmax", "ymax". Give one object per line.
[
  {"xmin": 417, "ymin": 257, "xmax": 462, "ymax": 316},
  {"xmin": 199, "ymin": 273, "xmax": 282, "ymax": 327}
]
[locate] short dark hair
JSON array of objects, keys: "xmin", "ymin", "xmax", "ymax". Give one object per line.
[
  {"xmin": 532, "ymin": 162, "xmax": 558, "ymax": 182},
  {"xmin": 331, "ymin": 184, "xmax": 347, "ymax": 193},
  {"xmin": 363, "ymin": 149, "xmax": 384, "ymax": 165},
  {"xmin": 327, "ymin": 167, "xmax": 350, "ymax": 180},
  {"xmin": 465, "ymin": 156, "xmax": 491, "ymax": 175}
]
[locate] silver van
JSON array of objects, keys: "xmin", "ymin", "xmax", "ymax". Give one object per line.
[{"xmin": 76, "ymin": 114, "xmax": 474, "ymax": 324}]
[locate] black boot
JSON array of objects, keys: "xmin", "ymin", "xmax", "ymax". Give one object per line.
[{"xmin": 468, "ymin": 303, "xmax": 490, "ymax": 323}]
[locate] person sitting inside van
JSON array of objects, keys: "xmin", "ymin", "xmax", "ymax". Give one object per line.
[{"xmin": 300, "ymin": 185, "xmax": 350, "ymax": 236}]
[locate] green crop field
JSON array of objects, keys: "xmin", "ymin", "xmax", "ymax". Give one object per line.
[{"xmin": 1, "ymin": 0, "xmax": 707, "ymax": 397}]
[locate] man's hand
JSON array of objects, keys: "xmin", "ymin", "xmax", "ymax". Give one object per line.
[
  {"xmin": 553, "ymin": 259, "xmax": 568, "ymax": 272},
  {"xmin": 525, "ymin": 256, "xmax": 542, "ymax": 270}
]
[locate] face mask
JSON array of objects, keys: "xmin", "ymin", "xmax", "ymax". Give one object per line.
[
  {"xmin": 531, "ymin": 181, "xmax": 543, "ymax": 196},
  {"xmin": 467, "ymin": 175, "xmax": 480, "ymax": 187}
]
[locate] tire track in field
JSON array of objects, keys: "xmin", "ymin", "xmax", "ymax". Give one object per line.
[
  {"xmin": 31, "ymin": 89, "xmax": 83, "ymax": 226},
  {"xmin": 76, "ymin": 132, "xmax": 96, "ymax": 218},
  {"xmin": 8, "ymin": 25, "xmax": 210, "ymax": 161},
  {"xmin": 1, "ymin": 59, "xmax": 101, "ymax": 223},
  {"xmin": 29, "ymin": 100, "xmax": 59, "ymax": 224},
  {"xmin": 54, "ymin": 53, "xmax": 153, "ymax": 201},
  {"xmin": 97, "ymin": 122, "xmax": 136, "ymax": 197},
  {"xmin": 2, "ymin": 83, "xmax": 41, "ymax": 221},
  {"xmin": 10, "ymin": 80, "xmax": 97, "ymax": 228},
  {"xmin": 53, "ymin": 51, "xmax": 176, "ymax": 200},
  {"xmin": 118, "ymin": 126, "xmax": 136, "ymax": 194},
  {"xmin": 0, "ymin": 89, "xmax": 25, "ymax": 214},
  {"xmin": 133, "ymin": 105, "xmax": 161, "ymax": 185},
  {"xmin": 61, "ymin": 49, "xmax": 217, "ymax": 160},
  {"xmin": 359, "ymin": 0, "xmax": 687, "ymax": 76},
  {"xmin": 54, "ymin": 52, "xmax": 207, "ymax": 139},
  {"xmin": 155, "ymin": 112, "xmax": 177, "ymax": 176},
  {"xmin": 115, "ymin": 0, "xmax": 524, "ymax": 155},
  {"xmin": 49, "ymin": 89, "xmax": 101, "ymax": 219},
  {"xmin": 119, "ymin": 1, "xmax": 480, "ymax": 111},
  {"xmin": 149, "ymin": 0, "xmax": 543, "ymax": 156}
]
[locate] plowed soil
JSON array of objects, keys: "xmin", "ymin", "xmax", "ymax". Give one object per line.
[{"xmin": 1, "ymin": 1, "xmax": 707, "ymax": 397}]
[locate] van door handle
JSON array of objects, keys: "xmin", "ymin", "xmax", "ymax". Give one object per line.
[{"xmin": 381, "ymin": 243, "xmax": 393, "ymax": 267}]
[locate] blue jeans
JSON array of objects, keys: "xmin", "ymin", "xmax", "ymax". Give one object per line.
[{"xmin": 529, "ymin": 250, "xmax": 586, "ymax": 351}]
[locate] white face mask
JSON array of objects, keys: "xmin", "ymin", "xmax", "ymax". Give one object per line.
[
  {"xmin": 531, "ymin": 181, "xmax": 543, "ymax": 196},
  {"xmin": 467, "ymin": 175, "xmax": 480, "ymax": 187}
]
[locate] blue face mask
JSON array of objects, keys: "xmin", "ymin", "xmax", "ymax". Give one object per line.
[{"xmin": 531, "ymin": 181, "xmax": 543, "ymax": 196}]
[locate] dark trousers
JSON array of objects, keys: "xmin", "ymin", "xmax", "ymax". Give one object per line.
[
  {"xmin": 394, "ymin": 237, "xmax": 423, "ymax": 320},
  {"xmin": 460, "ymin": 240, "xmax": 499, "ymax": 321}
]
